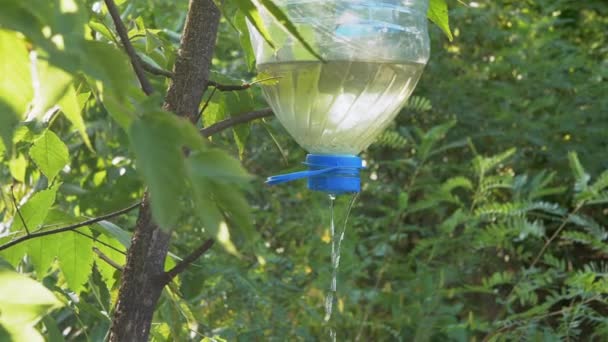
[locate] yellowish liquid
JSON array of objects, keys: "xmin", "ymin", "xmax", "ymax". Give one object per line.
[{"xmin": 258, "ymin": 61, "xmax": 424, "ymax": 154}]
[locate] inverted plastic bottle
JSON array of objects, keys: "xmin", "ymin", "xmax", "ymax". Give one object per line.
[{"xmin": 250, "ymin": 0, "xmax": 430, "ymax": 194}]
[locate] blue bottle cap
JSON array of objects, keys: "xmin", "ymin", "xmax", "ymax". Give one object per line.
[{"xmin": 266, "ymin": 154, "xmax": 363, "ymax": 194}]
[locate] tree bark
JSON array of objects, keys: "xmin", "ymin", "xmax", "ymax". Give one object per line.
[{"xmin": 108, "ymin": 1, "xmax": 221, "ymax": 341}]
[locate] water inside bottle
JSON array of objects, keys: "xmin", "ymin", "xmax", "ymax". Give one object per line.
[{"xmin": 258, "ymin": 60, "xmax": 424, "ymax": 154}]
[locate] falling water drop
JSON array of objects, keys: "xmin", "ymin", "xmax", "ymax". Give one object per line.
[{"xmin": 324, "ymin": 193, "xmax": 358, "ymax": 342}]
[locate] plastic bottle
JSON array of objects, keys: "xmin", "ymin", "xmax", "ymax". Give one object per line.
[{"xmin": 250, "ymin": 0, "xmax": 430, "ymax": 194}]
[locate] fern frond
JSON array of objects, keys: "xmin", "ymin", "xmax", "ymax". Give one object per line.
[
  {"xmin": 473, "ymin": 148, "xmax": 516, "ymax": 178},
  {"xmin": 568, "ymin": 151, "xmax": 590, "ymax": 193},
  {"xmin": 403, "ymin": 96, "xmax": 432, "ymax": 112},
  {"xmin": 474, "ymin": 201, "xmax": 566, "ymax": 218},
  {"xmin": 375, "ymin": 130, "xmax": 409, "ymax": 149},
  {"xmin": 567, "ymin": 213, "xmax": 607, "ymax": 241},
  {"xmin": 543, "ymin": 253, "xmax": 567, "ymax": 272},
  {"xmin": 482, "ymin": 271, "xmax": 515, "ymax": 288},
  {"xmin": 576, "ymin": 170, "xmax": 608, "ymax": 203},
  {"xmin": 561, "ymin": 231, "xmax": 596, "ymax": 245},
  {"xmin": 441, "ymin": 177, "xmax": 473, "ymax": 193}
]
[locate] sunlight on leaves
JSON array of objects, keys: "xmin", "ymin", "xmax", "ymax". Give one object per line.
[
  {"xmin": 0, "ymin": 30, "xmax": 33, "ymax": 152},
  {"xmin": 29, "ymin": 130, "xmax": 70, "ymax": 181},
  {"xmin": 428, "ymin": 0, "xmax": 453, "ymax": 41},
  {"xmin": 0, "ymin": 270, "xmax": 63, "ymax": 342}
]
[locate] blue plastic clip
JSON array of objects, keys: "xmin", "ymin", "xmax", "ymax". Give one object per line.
[{"xmin": 267, "ymin": 154, "xmax": 363, "ymax": 194}]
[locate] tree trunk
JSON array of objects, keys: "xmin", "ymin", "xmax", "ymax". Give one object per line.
[{"xmin": 108, "ymin": 1, "xmax": 221, "ymax": 341}]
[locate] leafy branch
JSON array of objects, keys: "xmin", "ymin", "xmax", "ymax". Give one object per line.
[
  {"xmin": 141, "ymin": 61, "xmax": 174, "ymax": 78},
  {"xmin": 207, "ymin": 80, "xmax": 251, "ymax": 92},
  {"xmin": 103, "ymin": 0, "xmax": 154, "ymax": 95},
  {"xmin": 0, "ymin": 202, "xmax": 141, "ymax": 252},
  {"xmin": 200, "ymin": 108, "xmax": 273, "ymax": 137}
]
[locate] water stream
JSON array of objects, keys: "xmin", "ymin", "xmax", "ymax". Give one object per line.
[{"xmin": 324, "ymin": 193, "xmax": 359, "ymax": 341}]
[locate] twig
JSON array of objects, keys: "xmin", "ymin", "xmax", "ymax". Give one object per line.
[
  {"xmin": 73, "ymin": 230, "xmax": 127, "ymax": 255},
  {"xmin": 200, "ymin": 108, "xmax": 273, "ymax": 137},
  {"xmin": 103, "ymin": 0, "xmax": 154, "ymax": 95},
  {"xmin": 529, "ymin": 203, "xmax": 584, "ymax": 269},
  {"xmin": 141, "ymin": 61, "xmax": 174, "ymax": 78},
  {"xmin": 0, "ymin": 202, "xmax": 141, "ymax": 252},
  {"xmin": 93, "ymin": 247, "xmax": 124, "ymax": 271},
  {"xmin": 10, "ymin": 184, "xmax": 29, "ymax": 235},
  {"xmin": 207, "ymin": 80, "xmax": 250, "ymax": 92},
  {"xmin": 206, "ymin": 75, "xmax": 282, "ymax": 92},
  {"xmin": 163, "ymin": 239, "xmax": 215, "ymax": 283},
  {"xmin": 195, "ymin": 87, "xmax": 217, "ymax": 124}
]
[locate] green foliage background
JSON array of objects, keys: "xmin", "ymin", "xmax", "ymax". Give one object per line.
[{"xmin": 0, "ymin": 0, "xmax": 607, "ymax": 341}]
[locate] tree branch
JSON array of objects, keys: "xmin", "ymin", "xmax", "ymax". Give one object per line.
[
  {"xmin": 104, "ymin": 0, "xmax": 154, "ymax": 95},
  {"xmin": 200, "ymin": 108, "xmax": 273, "ymax": 137},
  {"xmin": 141, "ymin": 61, "xmax": 174, "ymax": 78},
  {"xmin": 206, "ymin": 76, "xmax": 282, "ymax": 92},
  {"xmin": 93, "ymin": 247, "xmax": 124, "ymax": 271},
  {"xmin": 110, "ymin": 1, "xmax": 221, "ymax": 340},
  {"xmin": 163, "ymin": 239, "xmax": 214, "ymax": 283},
  {"xmin": 0, "ymin": 202, "xmax": 141, "ymax": 252},
  {"xmin": 207, "ymin": 80, "xmax": 250, "ymax": 92}
]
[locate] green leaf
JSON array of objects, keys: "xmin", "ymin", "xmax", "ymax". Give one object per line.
[
  {"xmin": 233, "ymin": 122, "xmax": 250, "ymax": 159},
  {"xmin": 0, "ymin": 270, "xmax": 63, "ymax": 342},
  {"xmin": 145, "ymin": 29, "xmax": 163, "ymax": 54},
  {"xmin": 94, "ymin": 221, "xmax": 132, "ymax": 248},
  {"xmin": 233, "ymin": 12, "xmax": 256, "ymax": 70},
  {"xmin": 257, "ymin": 0, "xmax": 324, "ymax": 61},
  {"xmin": 0, "ymin": 29, "xmax": 33, "ymax": 152},
  {"xmin": 202, "ymin": 92, "xmax": 227, "ymax": 129},
  {"xmin": 81, "ymin": 40, "xmax": 134, "ymax": 97},
  {"xmin": 428, "ymin": 0, "xmax": 453, "ymax": 41},
  {"xmin": 0, "ymin": 240, "xmax": 25, "ymax": 269},
  {"xmin": 224, "ymin": 90, "xmax": 255, "ymax": 158},
  {"xmin": 0, "ymin": 325, "xmax": 10, "ymax": 341},
  {"xmin": 29, "ymin": 130, "xmax": 70, "ymax": 181},
  {"xmin": 233, "ymin": 0, "xmax": 276, "ymax": 50},
  {"xmin": 210, "ymin": 182, "xmax": 254, "ymax": 242},
  {"xmin": 88, "ymin": 20, "xmax": 117, "ymax": 43},
  {"xmin": 11, "ymin": 184, "xmax": 60, "ymax": 233},
  {"xmin": 58, "ymin": 232, "xmax": 94, "ymax": 293},
  {"xmin": 0, "ymin": 140, "xmax": 5, "ymax": 161},
  {"xmin": 192, "ymin": 149, "xmax": 252, "ymax": 183},
  {"xmin": 29, "ymin": 61, "xmax": 73, "ymax": 121},
  {"xmin": 130, "ymin": 114, "xmax": 186, "ymax": 229},
  {"xmin": 252, "ymin": 71, "xmax": 281, "ymax": 86},
  {"xmin": 20, "ymin": 233, "xmax": 61, "ymax": 279},
  {"xmin": 93, "ymin": 234, "xmax": 126, "ymax": 290},
  {"xmin": 9, "ymin": 154, "xmax": 27, "ymax": 182},
  {"xmin": 97, "ymin": 84, "xmax": 140, "ymax": 130},
  {"xmin": 58, "ymin": 85, "xmax": 92, "ymax": 150},
  {"xmin": 6, "ymin": 209, "xmax": 94, "ymax": 293},
  {"xmin": 186, "ymin": 152, "xmax": 246, "ymax": 256},
  {"xmin": 42, "ymin": 317, "xmax": 65, "ymax": 342},
  {"xmin": 130, "ymin": 111, "xmax": 204, "ymax": 229}
]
